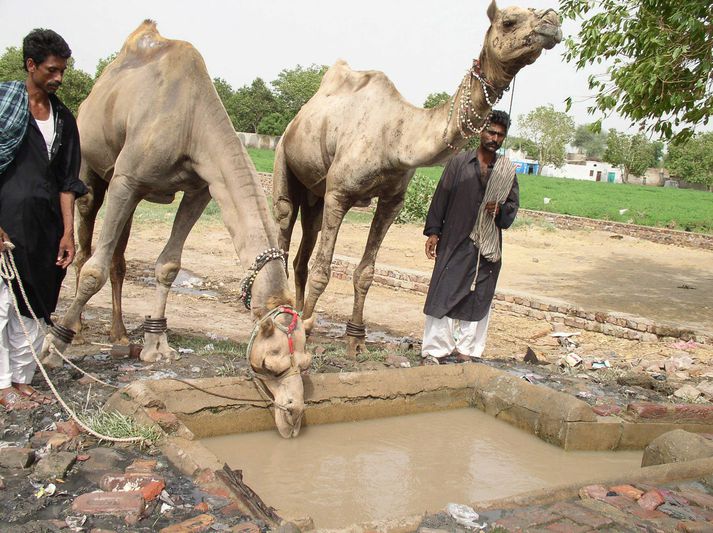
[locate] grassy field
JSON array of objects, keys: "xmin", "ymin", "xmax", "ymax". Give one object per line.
[{"xmin": 133, "ymin": 148, "xmax": 712, "ymax": 234}]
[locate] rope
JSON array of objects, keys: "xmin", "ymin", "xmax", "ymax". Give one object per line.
[
  {"xmin": 467, "ymin": 156, "xmax": 516, "ymax": 291},
  {"xmin": 0, "ymin": 243, "xmax": 145, "ymax": 444}
]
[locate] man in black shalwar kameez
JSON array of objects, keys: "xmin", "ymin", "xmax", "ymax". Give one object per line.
[
  {"xmin": 0, "ymin": 29, "xmax": 87, "ymax": 409},
  {"xmin": 421, "ymin": 111, "xmax": 518, "ymax": 364}
]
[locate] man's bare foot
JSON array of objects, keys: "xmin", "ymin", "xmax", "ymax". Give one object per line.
[{"xmin": 0, "ymin": 387, "xmax": 39, "ymax": 411}]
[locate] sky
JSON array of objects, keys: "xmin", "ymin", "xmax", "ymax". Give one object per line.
[{"xmin": 0, "ymin": 0, "xmax": 638, "ymax": 135}]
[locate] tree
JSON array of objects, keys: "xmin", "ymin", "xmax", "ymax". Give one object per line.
[
  {"xmin": 604, "ymin": 130, "xmax": 659, "ymax": 183},
  {"xmin": 503, "ymin": 135, "xmax": 539, "ymax": 159},
  {"xmin": 666, "ymin": 133, "xmax": 713, "ymax": 190},
  {"xmin": 423, "ymin": 91, "xmax": 450, "ymax": 109},
  {"xmin": 561, "ymin": 0, "xmax": 712, "ymax": 143},
  {"xmin": 271, "ymin": 64, "xmax": 328, "ymax": 117},
  {"xmin": 212, "ymin": 77, "xmax": 239, "ymax": 127},
  {"xmin": 572, "ymin": 124, "xmax": 608, "ymax": 160},
  {"xmin": 0, "ymin": 47, "xmax": 93, "ymax": 115},
  {"xmin": 94, "ymin": 52, "xmax": 118, "ymax": 79},
  {"xmin": 517, "ymin": 105, "xmax": 575, "ymax": 173},
  {"xmin": 258, "ymin": 112, "xmax": 291, "ymax": 136},
  {"xmin": 231, "ymin": 78, "xmax": 279, "ymax": 133}
]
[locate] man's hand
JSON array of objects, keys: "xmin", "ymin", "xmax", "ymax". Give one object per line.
[
  {"xmin": 484, "ymin": 201, "xmax": 500, "ymax": 218},
  {"xmin": 425, "ymin": 234, "xmax": 439, "ymax": 260},
  {"xmin": 0, "ymin": 226, "xmax": 12, "ymax": 253},
  {"xmin": 56, "ymin": 233, "xmax": 75, "ymax": 269}
]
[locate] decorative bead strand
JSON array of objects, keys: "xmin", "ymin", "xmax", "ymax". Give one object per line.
[{"xmin": 239, "ymin": 247, "xmax": 287, "ymax": 310}]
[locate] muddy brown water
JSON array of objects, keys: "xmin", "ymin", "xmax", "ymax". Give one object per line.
[{"xmin": 201, "ymin": 408, "xmax": 642, "ymax": 528}]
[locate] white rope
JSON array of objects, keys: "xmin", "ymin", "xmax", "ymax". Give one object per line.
[
  {"xmin": 468, "ymin": 157, "xmax": 516, "ymax": 291},
  {"xmin": 0, "ymin": 243, "xmax": 145, "ymax": 444}
]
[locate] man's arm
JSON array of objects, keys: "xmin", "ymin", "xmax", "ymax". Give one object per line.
[
  {"xmin": 56, "ymin": 191, "xmax": 76, "ymax": 268},
  {"xmin": 423, "ymin": 158, "xmax": 458, "ymax": 259},
  {"xmin": 495, "ymin": 175, "xmax": 520, "ymax": 230},
  {"xmin": 0, "ymin": 226, "xmax": 11, "ymax": 253}
]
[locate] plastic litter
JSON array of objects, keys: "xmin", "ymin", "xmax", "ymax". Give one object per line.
[
  {"xmin": 591, "ymin": 360, "xmax": 611, "ymax": 370},
  {"xmin": 446, "ymin": 503, "xmax": 487, "ymax": 529},
  {"xmin": 564, "ymin": 353, "xmax": 583, "ymax": 367}
]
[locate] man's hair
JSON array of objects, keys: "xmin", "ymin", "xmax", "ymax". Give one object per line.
[
  {"xmin": 489, "ymin": 110, "xmax": 510, "ymax": 133},
  {"xmin": 22, "ymin": 29, "xmax": 72, "ymax": 71}
]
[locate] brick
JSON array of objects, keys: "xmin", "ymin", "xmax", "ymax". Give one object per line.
[
  {"xmin": 579, "ymin": 484, "xmax": 609, "ymax": 501},
  {"xmin": 548, "ymin": 501, "xmax": 613, "ymax": 528},
  {"xmin": 629, "ymin": 506, "xmax": 668, "ymax": 521},
  {"xmin": 125, "ymin": 459, "xmax": 157, "ymax": 473},
  {"xmin": 99, "ymin": 472, "xmax": 165, "ymax": 492},
  {"xmin": 159, "ymin": 514, "xmax": 215, "ymax": 533},
  {"xmin": 145, "ymin": 408, "xmax": 180, "ymax": 431},
  {"xmin": 32, "ymin": 451, "xmax": 77, "ymax": 481},
  {"xmin": 592, "ymin": 404, "xmax": 622, "ymax": 416},
  {"xmin": 676, "ymin": 490, "xmax": 713, "ymax": 510},
  {"xmin": 72, "ymin": 491, "xmax": 145, "ymax": 516},
  {"xmin": 610, "ymin": 484, "xmax": 644, "ymax": 500},
  {"xmin": 544, "ymin": 519, "xmax": 590, "ymax": 532},
  {"xmin": 638, "ymin": 489, "xmax": 665, "ymax": 511},
  {"xmin": 494, "ymin": 508, "xmax": 562, "ymax": 530},
  {"xmin": 194, "ymin": 502, "xmax": 210, "ymax": 513},
  {"xmin": 677, "ymin": 520, "xmax": 713, "ymax": 532},
  {"xmin": 627, "ymin": 403, "xmax": 669, "ymax": 419},
  {"xmin": 0, "ymin": 447, "xmax": 35, "ymax": 469},
  {"xmin": 56, "ymin": 420, "xmax": 82, "ymax": 437},
  {"xmin": 140, "ymin": 480, "xmax": 165, "ymax": 501},
  {"xmin": 673, "ymin": 404, "xmax": 713, "ymax": 423}
]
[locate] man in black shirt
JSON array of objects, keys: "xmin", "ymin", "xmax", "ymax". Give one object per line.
[{"xmin": 0, "ymin": 29, "xmax": 87, "ymax": 409}]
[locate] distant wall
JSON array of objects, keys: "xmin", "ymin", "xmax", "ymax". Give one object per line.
[
  {"xmin": 237, "ymin": 132, "xmax": 281, "ymax": 150},
  {"xmin": 628, "ymin": 168, "xmax": 669, "ymax": 187}
]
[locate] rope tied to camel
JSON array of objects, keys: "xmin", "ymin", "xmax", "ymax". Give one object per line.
[
  {"xmin": 238, "ymin": 248, "xmax": 287, "ymax": 310},
  {"xmin": 468, "ymin": 156, "xmax": 516, "ymax": 291},
  {"xmin": 0, "ymin": 243, "xmax": 145, "ymax": 443}
]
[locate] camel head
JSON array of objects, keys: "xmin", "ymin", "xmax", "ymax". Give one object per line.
[
  {"xmin": 248, "ymin": 306, "xmax": 313, "ymax": 438},
  {"xmin": 481, "ymin": 1, "xmax": 562, "ymax": 84}
]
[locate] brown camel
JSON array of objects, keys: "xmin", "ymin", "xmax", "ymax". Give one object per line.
[
  {"xmin": 39, "ymin": 21, "xmax": 312, "ymax": 438},
  {"xmin": 273, "ymin": 1, "xmax": 562, "ymax": 355}
]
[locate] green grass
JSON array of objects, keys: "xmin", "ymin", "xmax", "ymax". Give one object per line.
[
  {"xmin": 247, "ymin": 147, "xmax": 276, "ymax": 173},
  {"xmin": 79, "ymin": 409, "xmax": 163, "ymax": 445}
]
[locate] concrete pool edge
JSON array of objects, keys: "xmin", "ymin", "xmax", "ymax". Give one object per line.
[{"xmin": 105, "ymin": 365, "xmax": 713, "ymax": 529}]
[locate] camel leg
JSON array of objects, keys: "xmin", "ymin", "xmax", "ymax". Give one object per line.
[
  {"xmin": 108, "ymin": 213, "xmax": 134, "ymax": 344},
  {"xmin": 41, "ymin": 175, "xmax": 142, "ymax": 366},
  {"xmin": 301, "ymin": 190, "xmax": 352, "ymax": 321},
  {"xmin": 347, "ymin": 192, "xmax": 406, "ymax": 357},
  {"xmin": 140, "ymin": 187, "xmax": 212, "ymax": 363},
  {"xmin": 71, "ymin": 168, "xmax": 107, "ymax": 343},
  {"xmin": 293, "ymin": 196, "xmax": 323, "ymax": 310},
  {"xmin": 272, "ymin": 140, "xmax": 301, "ymax": 258}
]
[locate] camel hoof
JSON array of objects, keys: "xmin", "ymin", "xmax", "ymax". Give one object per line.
[
  {"xmin": 346, "ymin": 336, "xmax": 366, "ymax": 359},
  {"xmin": 140, "ymin": 332, "xmax": 179, "ymax": 363},
  {"xmin": 39, "ymin": 334, "xmax": 67, "ymax": 369}
]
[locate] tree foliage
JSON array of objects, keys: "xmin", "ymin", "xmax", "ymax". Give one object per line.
[
  {"xmin": 573, "ymin": 124, "xmax": 608, "ymax": 160},
  {"xmin": 423, "ymin": 91, "xmax": 450, "ymax": 109},
  {"xmin": 560, "ymin": 0, "xmax": 713, "ymax": 143},
  {"xmin": 604, "ymin": 130, "xmax": 660, "ymax": 182},
  {"xmin": 0, "ymin": 47, "xmax": 93, "ymax": 115},
  {"xmin": 517, "ymin": 105, "xmax": 575, "ymax": 173},
  {"xmin": 666, "ymin": 133, "xmax": 713, "ymax": 189},
  {"xmin": 232, "ymin": 78, "xmax": 280, "ymax": 133},
  {"xmin": 503, "ymin": 136, "xmax": 539, "ymax": 159},
  {"xmin": 271, "ymin": 64, "xmax": 327, "ymax": 117},
  {"xmin": 94, "ymin": 53, "xmax": 117, "ymax": 79},
  {"xmin": 258, "ymin": 112, "xmax": 291, "ymax": 136}
]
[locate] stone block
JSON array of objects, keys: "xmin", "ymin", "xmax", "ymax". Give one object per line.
[
  {"xmin": 72, "ymin": 491, "xmax": 145, "ymax": 517},
  {"xmin": 77, "ymin": 447, "xmax": 126, "ymax": 484},
  {"xmin": 0, "ymin": 447, "xmax": 35, "ymax": 469},
  {"xmin": 563, "ymin": 420, "xmax": 622, "ymax": 451},
  {"xmin": 146, "ymin": 408, "xmax": 180, "ymax": 432},
  {"xmin": 32, "ymin": 451, "xmax": 77, "ymax": 481},
  {"xmin": 642, "ymin": 429, "xmax": 713, "ymax": 467}
]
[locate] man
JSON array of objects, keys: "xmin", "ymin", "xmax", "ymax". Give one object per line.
[
  {"xmin": 421, "ymin": 110, "xmax": 518, "ymax": 365},
  {"xmin": 0, "ymin": 29, "xmax": 87, "ymax": 409}
]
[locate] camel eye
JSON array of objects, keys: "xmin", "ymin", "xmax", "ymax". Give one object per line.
[{"xmin": 503, "ymin": 18, "xmax": 516, "ymax": 28}]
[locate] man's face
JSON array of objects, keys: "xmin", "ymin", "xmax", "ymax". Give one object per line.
[
  {"xmin": 480, "ymin": 123, "xmax": 507, "ymax": 154},
  {"xmin": 27, "ymin": 55, "xmax": 67, "ymax": 95}
]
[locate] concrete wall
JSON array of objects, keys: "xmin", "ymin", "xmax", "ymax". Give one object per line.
[
  {"xmin": 541, "ymin": 161, "xmax": 622, "ymax": 183},
  {"xmin": 628, "ymin": 168, "xmax": 669, "ymax": 187},
  {"xmin": 236, "ymin": 131, "xmax": 280, "ymax": 150}
]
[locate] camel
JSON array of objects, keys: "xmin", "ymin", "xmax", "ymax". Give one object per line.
[
  {"xmin": 39, "ymin": 21, "xmax": 312, "ymax": 438},
  {"xmin": 273, "ymin": 1, "xmax": 562, "ymax": 355}
]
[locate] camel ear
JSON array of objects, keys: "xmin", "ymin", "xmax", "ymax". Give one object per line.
[
  {"xmin": 260, "ymin": 319, "xmax": 275, "ymax": 337},
  {"xmin": 487, "ymin": 0, "xmax": 498, "ymax": 22},
  {"xmin": 302, "ymin": 316, "xmax": 315, "ymax": 335}
]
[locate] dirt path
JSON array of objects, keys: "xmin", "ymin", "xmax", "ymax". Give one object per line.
[{"xmin": 58, "ymin": 217, "xmax": 713, "ymax": 373}]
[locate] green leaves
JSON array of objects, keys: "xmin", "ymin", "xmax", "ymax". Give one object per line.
[
  {"xmin": 666, "ymin": 132, "xmax": 713, "ymax": 188},
  {"xmin": 517, "ymin": 105, "xmax": 575, "ymax": 172},
  {"xmin": 423, "ymin": 91, "xmax": 450, "ymax": 109},
  {"xmin": 560, "ymin": 0, "xmax": 712, "ymax": 143}
]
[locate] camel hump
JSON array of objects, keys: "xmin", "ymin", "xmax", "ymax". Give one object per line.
[
  {"xmin": 321, "ymin": 59, "xmax": 393, "ymax": 95},
  {"xmin": 120, "ymin": 19, "xmax": 171, "ymax": 58}
]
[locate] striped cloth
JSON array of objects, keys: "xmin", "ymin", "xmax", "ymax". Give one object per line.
[
  {"xmin": 469, "ymin": 155, "xmax": 516, "ymax": 261},
  {"xmin": 0, "ymin": 81, "xmax": 29, "ymax": 174}
]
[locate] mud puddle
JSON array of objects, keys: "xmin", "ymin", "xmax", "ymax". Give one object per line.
[
  {"xmin": 201, "ymin": 408, "xmax": 642, "ymax": 528},
  {"xmin": 135, "ymin": 267, "xmax": 219, "ymax": 298}
]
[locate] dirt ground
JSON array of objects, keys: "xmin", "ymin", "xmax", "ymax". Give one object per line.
[{"xmin": 66, "ymin": 217, "xmax": 713, "ymax": 369}]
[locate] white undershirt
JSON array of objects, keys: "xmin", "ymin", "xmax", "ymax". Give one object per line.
[{"xmin": 35, "ymin": 103, "xmax": 55, "ymax": 158}]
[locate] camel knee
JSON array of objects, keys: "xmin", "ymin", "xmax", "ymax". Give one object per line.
[
  {"xmin": 309, "ymin": 266, "xmax": 331, "ymax": 293},
  {"xmin": 275, "ymin": 197, "xmax": 294, "ymax": 231},
  {"xmin": 77, "ymin": 265, "xmax": 108, "ymax": 298},
  {"xmin": 156, "ymin": 261, "xmax": 180, "ymax": 287}
]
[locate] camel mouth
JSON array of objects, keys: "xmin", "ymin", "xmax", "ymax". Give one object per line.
[
  {"xmin": 536, "ymin": 23, "xmax": 563, "ymax": 49},
  {"xmin": 275, "ymin": 405, "xmax": 304, "ymax": 438}
]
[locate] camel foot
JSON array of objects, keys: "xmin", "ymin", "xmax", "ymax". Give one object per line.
[
  {"xmin": 110, "ymin": 334, "xmax": 130, "ymax": 346},
  {"xmin": 346, "ymin": 335, "xmax": 367, "ymax": 359},
  {"xmin": 140, "ymin": 332, "xmax": 179, "ymax": 362},
  {"xmin": 39, "ymin": 333, "xmax": 67, "ymax": 369},
  {"xmin": 72, "ymin": 332, "xmax": 87, "ymax": 346}
]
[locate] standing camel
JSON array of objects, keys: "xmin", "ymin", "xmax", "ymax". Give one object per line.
[
  {"xmin": 273, "ymin": 1, "xmax": 562, "ymax": 355},
  {"xmin": 39, "ymin": 21, "xmax": 311, "ymax": 438}
]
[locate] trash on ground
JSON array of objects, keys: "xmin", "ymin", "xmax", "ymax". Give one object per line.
[{"xmin": 446, "ymin": 503, "xmax": 487, "ymax": 529}]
